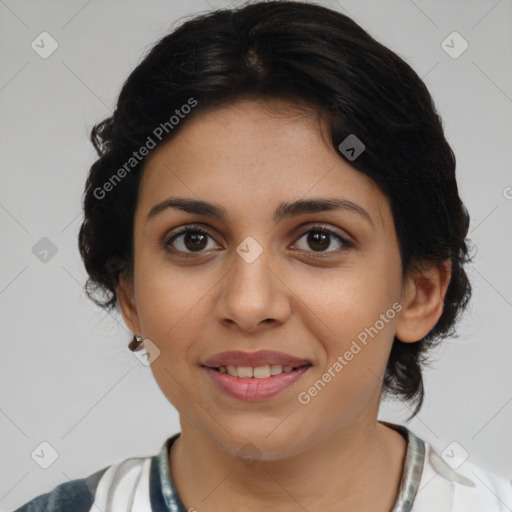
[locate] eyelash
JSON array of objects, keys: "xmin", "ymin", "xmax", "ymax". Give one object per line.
[{"xmin": 162, "ymin": 223, "xmax": 355, "ymax": 259}]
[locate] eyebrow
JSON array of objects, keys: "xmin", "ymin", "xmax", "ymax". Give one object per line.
[{"xmin": 147, "ymin": 197, "xmax": 374, "ymax": 229}]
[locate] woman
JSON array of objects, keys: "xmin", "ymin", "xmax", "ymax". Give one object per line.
[{"xmin": 14, "ymin": 1, "xmax": 511, "ymax": 511}]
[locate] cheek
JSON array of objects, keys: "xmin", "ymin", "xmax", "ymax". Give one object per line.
[
  {"xmin": 299, "ymin": 263, "xmax": 400, "ymax": 346},
  {"xmin": 133, "ymin": 262, "xmax": 209, "ymax": 408},
  {"xmin": 295, "ymin": 288, "xmax": 400, "ymax": 425},
  {"xmin": 133, "ymin": 256, "xmax": 212, "ymax": 344}
]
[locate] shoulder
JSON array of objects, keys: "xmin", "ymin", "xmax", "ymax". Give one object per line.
[
  {"xmin": 13, "ymin": 455, "xmax": 153, "ymax": 512},
  {"xmin": 413, "ymin": 440, "xmax": 512, "ymax": 512},
  {"xmin": 13, "ymin": 465, "xmax": 109, "ymax": 512}
]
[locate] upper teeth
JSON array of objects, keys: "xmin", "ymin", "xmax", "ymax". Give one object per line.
[{"xmin": 219, "ymin": 364, "xmax": 295, "ymax": 378}]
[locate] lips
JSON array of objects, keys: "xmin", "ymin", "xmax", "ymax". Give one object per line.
[
  {"xmin": 201, "ymin": 350, "xmax": 313, "ymax": 401},
  {"xmin": 202, "ymin": 350, "xmax": 311, "ymax": 368},
  {"xmin": 203, "ymin": 365, "xmax": 312, "ymax": 401}
]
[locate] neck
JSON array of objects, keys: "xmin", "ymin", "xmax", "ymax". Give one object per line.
[{"xmin": 169, "ymin": 416, "xmax": 407, "ymax": 512}]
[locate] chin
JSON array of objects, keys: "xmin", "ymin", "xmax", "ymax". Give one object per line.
[{"xmin": 211, "ymin": 418, "xmax": 311, "ymax": 461}]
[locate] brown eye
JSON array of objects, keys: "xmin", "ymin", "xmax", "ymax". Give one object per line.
[
  {"xmin": 293, "ymin": 226, "xmax": 354, "ymax": 254},
  {"xmin": 164, "ymin": 225, "xmax": 217, "ymax": 254}
]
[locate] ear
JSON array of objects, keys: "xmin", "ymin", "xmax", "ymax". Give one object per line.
[
  {"xmin": 115, "ymin": 275, "xmax": 141, "ymax": 336},
  {"xmin": 395, "ymin": 259, "xmax": 452, "ymax": 343}
]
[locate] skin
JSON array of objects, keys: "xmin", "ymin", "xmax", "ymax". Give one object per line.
[{"xmin": 117, "ymin": 98, "xmax": 451, "ymax": 512}]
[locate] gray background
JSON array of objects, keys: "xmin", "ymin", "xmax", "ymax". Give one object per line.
[{"xmin": 1, "ymin": 0, "xmax": 511, "ymax": 510}]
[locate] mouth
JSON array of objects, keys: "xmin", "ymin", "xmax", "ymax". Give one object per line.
[
  {"xmin": 201, "ymin": 363, "xmax": 313, "ymax": 401},
  {"xmin": 200, "ymin": 350, "xmax": 313, "ymax": 401}
]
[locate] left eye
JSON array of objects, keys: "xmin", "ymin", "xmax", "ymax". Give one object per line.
[
  {"xmin": 163, "ymin": 224, "xmax": 353, "ymax": 256},
  {"xmin": 293, "ymin": 226, "xmax": 354, "ymax": 254}
]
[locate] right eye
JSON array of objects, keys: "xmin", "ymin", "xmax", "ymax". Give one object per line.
[{"xmin": 163, "ymin": 224, "xmax": 220, "ymax": 256}]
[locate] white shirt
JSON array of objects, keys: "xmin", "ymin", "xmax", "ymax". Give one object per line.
[{"xmin": 14, "ymin": 422, "xmax": 512, "ymax": 512}]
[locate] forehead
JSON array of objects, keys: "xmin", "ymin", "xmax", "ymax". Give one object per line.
[
  {"xmin": 144, "ymin": 98, "xmax": 332, "ymax": 173},
  {"xmin": 138, "ymin": 98, "xmax": 388, "ymax": 228}
]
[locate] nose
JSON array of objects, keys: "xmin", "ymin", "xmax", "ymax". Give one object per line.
[{"xmin": 215, "ymin": 244, "xmax": 292, "ymax": 334}]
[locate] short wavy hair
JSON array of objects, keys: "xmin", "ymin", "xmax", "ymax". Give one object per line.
[{"xmin": 78, "ymin": 0, "xmax": 473, "ymax": 418}]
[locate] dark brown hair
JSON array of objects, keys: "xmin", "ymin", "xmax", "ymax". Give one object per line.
[{"xmin": 78, "ymin": 0, "xmax": 473, "ymax": 418}]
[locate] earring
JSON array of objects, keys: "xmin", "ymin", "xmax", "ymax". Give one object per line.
[{"xmin": 128, "ymin": 335, "xmax": 144, "ymax": 352}]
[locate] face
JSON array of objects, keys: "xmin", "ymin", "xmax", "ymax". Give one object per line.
[{"xmin": 118, "ymin": 98, "xmax": 415, "ymax": 460}]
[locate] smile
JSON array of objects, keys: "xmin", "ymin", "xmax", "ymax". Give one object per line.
[
  {"xmin": 202, "ymin": 363, "xmax": 312, "ymax": 401},
  {"xmin": 212, "ymin": 364, "xmax": 307, "ymax": 378}
]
